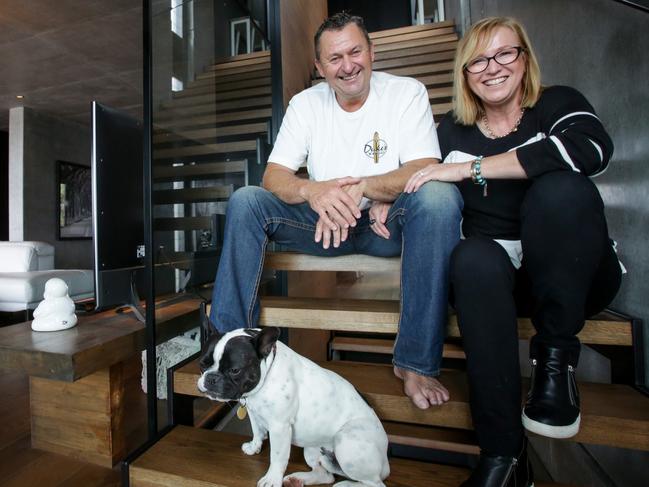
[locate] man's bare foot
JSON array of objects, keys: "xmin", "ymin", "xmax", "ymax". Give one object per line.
[{"xmin": 394, "ymin": 366, "xmax": 450, "ymax": 409}]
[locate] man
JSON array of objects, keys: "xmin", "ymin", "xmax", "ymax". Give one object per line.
[{"xmin": 209, "ymin": 12, "xmax": 462, "ymax": 409}]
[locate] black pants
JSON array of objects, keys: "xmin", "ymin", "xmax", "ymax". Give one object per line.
[{"xmin": 450, "ymin": 172, "xmax": 622, "ymax": 456}]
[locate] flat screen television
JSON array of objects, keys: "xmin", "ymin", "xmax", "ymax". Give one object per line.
[{"xmin": 91, "ymin": 101, "xmax": 145, "ymax": 317}]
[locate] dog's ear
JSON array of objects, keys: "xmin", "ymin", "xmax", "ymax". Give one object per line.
[
  {"xmin": 256, "ymin": 327, "xmax": 280, "ymax": 359},
  {"xmin": 200, "ymin": 302, "xmax": 222, "ymax": 347}
]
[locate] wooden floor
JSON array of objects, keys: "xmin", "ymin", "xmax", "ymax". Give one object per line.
[{"xmin": 0, "ymin": 370, "xmax": 121, "ymax": 487}]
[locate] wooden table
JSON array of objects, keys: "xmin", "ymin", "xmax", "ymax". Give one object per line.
[{"xmin": 0, "ymin": 298, "xmax": 201, "ymax": 467}]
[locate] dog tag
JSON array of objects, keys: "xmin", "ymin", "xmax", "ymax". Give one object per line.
[{"xmin": 237, "ymin": 405, "xmax": 247, "ymax": 420}]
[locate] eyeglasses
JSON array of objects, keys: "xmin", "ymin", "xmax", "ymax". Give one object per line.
[{"xmin": 464, "ymin": 46, "xmax": 525, "ymax": 74}]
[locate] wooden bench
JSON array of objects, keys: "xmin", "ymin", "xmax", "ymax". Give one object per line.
[{"xmin": 0, "ymin": 296, "xmax": 201, "ymax": 467}]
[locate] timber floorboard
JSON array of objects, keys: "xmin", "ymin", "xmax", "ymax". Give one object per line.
[{"xmin": 0, "ymin": 370, "xmax": 120, "ymax": 487}]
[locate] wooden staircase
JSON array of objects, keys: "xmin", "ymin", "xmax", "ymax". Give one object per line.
[
  {"xmin": 152, "ymin": 50, "xmax": 272, "ymax": 243},
  {"xmin": 129, "ymin": 21, "xmax": 648, "ymax": 487}
]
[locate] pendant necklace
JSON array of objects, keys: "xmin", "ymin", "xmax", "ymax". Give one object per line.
[{"xmin": 482, "ymin": 108, "xmax": 525, "ymax": 139}]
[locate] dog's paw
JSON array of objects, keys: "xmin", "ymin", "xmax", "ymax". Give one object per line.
[
  {"xmin": 282, "ymin": 476, "xmax": 304, "ymax": 487},
  {"xmin": 256, "ymin": 473, "xmax": 283, "ymax": 487},
  {"xmin": 242, "ymin": 439, "xmax": 262, "ymax": 455}
]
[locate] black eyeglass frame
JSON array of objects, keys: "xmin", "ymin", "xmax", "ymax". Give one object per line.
[{"xmin": 463, "ymin": 46, "xmax": 526, "ymax": 74}]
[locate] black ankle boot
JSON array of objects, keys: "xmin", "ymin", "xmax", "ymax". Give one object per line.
[
  {"xmin": 461, "ymin": 439, "xmax": 533, "ymax": 487},
  {"xmin": 522, "ymin": 345, "xmax": 580, "ymax": 438}
]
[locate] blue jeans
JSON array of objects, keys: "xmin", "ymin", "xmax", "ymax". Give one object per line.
[{"xmin": 210, "ymin": 181, "xmax": 463, "ymax": 377}]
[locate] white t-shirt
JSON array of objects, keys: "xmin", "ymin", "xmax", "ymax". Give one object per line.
[{"xmin": 268, "ymin": 71, "xmax": 441, "ymax": 185}]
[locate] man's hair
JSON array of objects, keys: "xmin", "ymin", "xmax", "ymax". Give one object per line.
[
  {"xmin": 314, "ymin": 12, "xmax": 371, "ymax": 60},
  {"xmin": 453, "ymin": 16, "xmax": 542, "ymax": 125}
]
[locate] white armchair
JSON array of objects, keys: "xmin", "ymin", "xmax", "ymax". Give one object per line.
[{"xmin": 0, "ymin": 241, "xmax": 94, "ymax": 313}]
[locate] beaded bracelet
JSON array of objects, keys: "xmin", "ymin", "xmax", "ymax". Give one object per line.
[{"xmin": 470, "ymin": 156, "xmax": 488, "ymax": 196}]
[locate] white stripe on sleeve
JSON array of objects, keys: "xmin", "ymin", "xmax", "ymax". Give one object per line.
[
  {"xmin": 549, "ymin": 135, "xmax": 581, "ymax": 172},
  {"xmin": 589, "ymin": 138, "xmax": 603, "ymax": 163},
  {"xmin": 549, "ymin": 111, "xmax": 600, "ymax": 133}
]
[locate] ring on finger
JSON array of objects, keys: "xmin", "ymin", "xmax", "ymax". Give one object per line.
[
  {"xmin": 369, "ymin": 219, "xmax": 376, "ymax": 225},
  {"xmin": 418, "ymin": 171, "xmax": 424, "ymax": 177}
]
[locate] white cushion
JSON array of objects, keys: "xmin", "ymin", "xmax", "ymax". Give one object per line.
[
  {"xmin": 0, "ymin": 269, "xmax": 94, "ymax": 312},
  {"xmin": 0, "ymin": 245, "xmax": 36, "ymax": 272},
  {"xmin": 0, "ymin": 241, "xmax": 55, "ymax": 271}
]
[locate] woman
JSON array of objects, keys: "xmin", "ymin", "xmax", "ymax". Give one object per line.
[{"xmin": 403, "ymin": 17, "xmax": 622, "ymax": 486}]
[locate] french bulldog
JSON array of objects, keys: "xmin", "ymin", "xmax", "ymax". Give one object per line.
[{"xmin": 197, "ymin": 324, "xmax": 390, "ymax": 487}]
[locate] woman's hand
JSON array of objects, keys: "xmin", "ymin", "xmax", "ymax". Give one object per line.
[
  {"xmin": 369, "ymin": 201, "xmax": 391, "ymax": 239},
  {"xmin": 405, "ymin": 163, "xmax": 470, "ymax": 193}
]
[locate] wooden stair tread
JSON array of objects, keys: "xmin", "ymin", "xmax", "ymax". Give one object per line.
[
  {"xmin": 153, "ymin": 123, "xmax": 267, "ymax": 145},
  {"xmin": 383, "ymin": 421, "xmax": 478, "ymax": 454},
  {"xmin": 153, "ymin": 185, "xmax": 233, "ymax": 204},
  {"xmin": 162, "ymin": 85, "xmax": 272, "ymax": 109},
  {"xmin": 373, "ymin": 33, "xmax": 458, "ymax": 53},
  {"xmin": 154, "ymin": 108, "xmax": 272, "ymax": 130},
  {"xmin": 369, "ymin": 20, "xmax": 455, "ymax": 40},
  {"xmin": 374, "ymin": 41, "xmax": 458, "ymax": 62},
  {"xmin": 196, "ymin": 63, "xmax": 270, "ymax": 81},
  {"xmin": 175, "ymin": 75, "xmax": 271, "ymax": 98},
  {"xmin": 331, "ymin": 336, "xmax": 466, "ymax": 359},
  {"xmin": 129, "ymin": 425, "xmax": 472, "ymax": 487},
  {"xmin": 156, "ymin": 95, "xmax": 272, "ymax": 119},
  {"xmin": 154, "ymin": 140, "xmax": 257, "ymax": 160},
  {"xmin": 153, "ymin": 160, "xmax": 247, "ymax": 180},
  {"xmin": 257, "ymin": 296, "xmax": 633, "ymax": 346},
  {"xmin": 265, "ymin": 251, "xmax": 400, "ymax": 272},
  {"xmin": 371, "ymin": 27, "xmax": 456, "ymax": 46},
  {"xmin": 174, "ymin": 360, "xmax": 649, "ymax": 450}
]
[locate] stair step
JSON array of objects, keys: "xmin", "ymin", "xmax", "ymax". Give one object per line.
[
  {"xmin": 374, "ymin": 40, "xmax": 458, "ymax": 62},
  {"xmin": 372, "ymin": 27, "xmax": 456, "ymax": 47},
  {"xmin": 154, "ymin": 216, "xmax": 215, "ymax": 232},
  {"xmin": 154, "ymin": 140, "xmax": 257, "ymax": 160},
  {"xmin": 155, "ymin": 107, "xmax": 272, "ymax": 130},
  {"xmin": 153, "ymin": 122, "xmax": 268, "ymax": 145},
  {"xmin": 387, "ymin": 60, "xmax": 455, "ymax": 78},
  {"xmin": 162, "ymin": 85, "xmax": 272, "ymax": 110},
  {"xmin": 369, "ymin": 20, "xmax": 456, "ymax": 40},
  {"xmin": 330, "ymin": 336, "xmax": 466, "ymax": 359},
  {"xmin": 205, "ymin": 50, "xmax": 270, "ymax": 72},
  {"xmin": 265, "ymin": 251, "xmax": 400, "ymax": 272},
  {"xmin": 257, "ymin": 296, "xmax": 632, "ymax": 346},
  {"xmin": 153, "ymin": 160, "xmax": 247, "ymax": 181},
  {"xmin": 373, "ymin": 32, "xmax": 458, "ymax": 53},
  {"xmin": 384, "ymin": 421, "xmax": 478, "ymax": 455},
  {"xmin": 196, "ymin": 63, "xmax": 270, "ymax": 81},
  {"xmin": 374, "ymin": 49, "xmax": 455, "ymax": 70},
  {"xmin": 175, "ymin": 75, "xmax": 271, "ymax": 98},
  {"xmin": 129, "ymin": 425, "xmax": 472, "ymax": 486},
  {"xmin": 156, "ymin": 95, "xmax": 272, "ymax": 120},
  {"xmin": 174, "ymin": 360, "xmax": 649, "ymax": 451},
  {"xmin": 153, "ymin": 185, "xmax": 233, "ymax": 205}
]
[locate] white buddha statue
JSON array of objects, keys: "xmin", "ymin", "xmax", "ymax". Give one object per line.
[{"xmin": 31, "ymin": 278, "xmax": 78, "ymax": 332}]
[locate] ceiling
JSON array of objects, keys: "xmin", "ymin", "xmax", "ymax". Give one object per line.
[{"xmin": 0, "ymin": 0, "xmax": 143, "ymax": 131}]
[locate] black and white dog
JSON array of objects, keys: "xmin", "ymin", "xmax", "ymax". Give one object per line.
[{"xmin": 197, "ymin": 323, "xmax": 390, "ymax": 487}]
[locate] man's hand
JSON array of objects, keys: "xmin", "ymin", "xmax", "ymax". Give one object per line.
[
  {"xmin": 369, "ymin": 201, "xmax": 391, "ymax": 239},
  {"xmin": 301, "ymin": 177, "xmax": 363, "ymax": 233},
  {"xmin": 315, "ymin": 218, "xmax": 348, "ymax": 249}
]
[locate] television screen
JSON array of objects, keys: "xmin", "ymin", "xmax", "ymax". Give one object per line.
[{"xmin": 91, "ymin": 101, "xmax": 145, "ymax": 312}]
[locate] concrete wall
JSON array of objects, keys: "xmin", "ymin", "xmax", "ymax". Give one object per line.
[
  {"xmin": 0, "ymin": 130, "xmax": 7, "ymax": 240},
  {"xmin": 455, "ymin": 1, "xmax": 649, "ymax": 484},
  {"xmin": 9, "ymin": 107, "xmax": 92, "ymax": 269}
]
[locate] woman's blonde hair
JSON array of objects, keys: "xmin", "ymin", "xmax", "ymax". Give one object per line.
[{"xmin": 452, "ymin": 17, "xmax": 542, "ymax": 125}]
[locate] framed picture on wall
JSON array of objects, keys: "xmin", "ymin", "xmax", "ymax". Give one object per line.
[{"xmin": 57, "ymin": 160, "xmax": 92, "ymax": 240}]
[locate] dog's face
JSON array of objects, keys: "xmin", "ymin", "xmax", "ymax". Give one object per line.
[{"xmin": 197, "ymin": 326, "xmax": 280, "ymax": 402}]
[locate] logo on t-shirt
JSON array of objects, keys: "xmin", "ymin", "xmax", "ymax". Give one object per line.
[{"xmin": 364, "ymin": 132, "xmax": 387, "ymax": 163}]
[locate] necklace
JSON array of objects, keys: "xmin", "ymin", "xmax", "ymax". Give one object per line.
[{"xmin": 482, "ymin": 108, "xmax": 525, "ymax": 139}]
